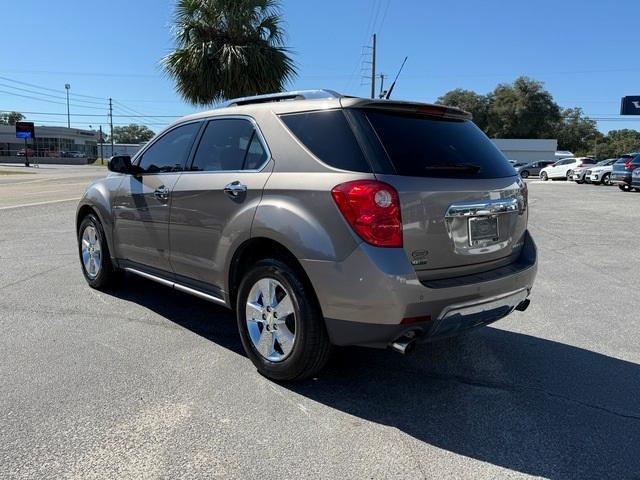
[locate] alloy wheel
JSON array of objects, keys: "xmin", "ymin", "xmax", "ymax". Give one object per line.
[
  {"xmin": 81, "ymin": 225, "xmax": 102, "ymax": 279},
  {"xmin": 245, "ymin": 278, "xmax": 297, "ymax": 362}
]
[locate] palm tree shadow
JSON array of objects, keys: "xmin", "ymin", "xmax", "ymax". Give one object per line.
[{"xmin": 108, "ymin": 274, "xmax": 640, "ymax": 479}]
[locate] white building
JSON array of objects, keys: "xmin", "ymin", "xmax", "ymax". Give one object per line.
[{"xmin": 491, "ymin": 139, "xmax": 558, "ymax": 164}]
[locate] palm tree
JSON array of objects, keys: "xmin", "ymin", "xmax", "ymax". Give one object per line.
[{"xmin": 162, "ymin": 0, "xmax": 296, "ymax": 105}]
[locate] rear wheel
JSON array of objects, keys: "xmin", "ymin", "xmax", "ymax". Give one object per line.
[
  {"xmin": 566, "ymin": 170, "xmax": 573, "ymax": 180},
  {"xmin": 520, "ymin": 170, "xmax": 529, "ymax": 179},
  {"xmin": 236, "ymin": 258, "xmax": 331, "ymax": 381},
  {"xmin": 78, "ymin": 213, "xmax": 119, "ymax": 289},
  {"xmin": 540, "ymin": 171, "xmax": 548, "ymax": 181}
]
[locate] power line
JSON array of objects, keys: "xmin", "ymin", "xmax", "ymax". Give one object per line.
[
  {"xmin": 0, "ymin": 89, "xmax": 105, "ymax": 110},
  {"xmin": 113, "ymin": 100, "xmax": 164, "ymax": 126},
  {"xmin": 6, "ymin": 110, "xmax": 181, "ymax": 118},
  {"xmin": 0, "ymin": 82, "xmax": 105, "ymax": 107},
  {"xmin": 376, "ymin": 0, "xmax": 391, "ymax": 35},
  {"xmin": 0, "ymin": 75, "xmax": 106, "ymax": 103}
]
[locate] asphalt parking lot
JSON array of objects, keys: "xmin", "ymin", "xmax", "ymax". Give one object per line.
[{"xmin": 1, "ymin": 166, "xmax": 639, "ymax": 479}]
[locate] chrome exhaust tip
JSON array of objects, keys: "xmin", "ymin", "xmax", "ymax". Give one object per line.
[{"xmin": 390, "ymin": 335, "xmax": 416, "ymax": 355}]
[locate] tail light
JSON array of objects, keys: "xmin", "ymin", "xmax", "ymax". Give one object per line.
[
  {"xmin": 517, "ymin": 177, "xmax": 528, "ymax": 213},
  {"xmin": 576, "ymin": 163, "xmax": 583, "ymax": 168},
  {"xmin": 331, "ymin": 180, "xmax": 403, "ymax": 247},
  {"xmin": 624, "ymin": 160, "xmax": 635, "ymax": 170}
]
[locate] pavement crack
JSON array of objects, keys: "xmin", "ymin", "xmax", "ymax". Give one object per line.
[
  {"xmin": 420, "ymin": 370, "xmax": 640, "ymax": 423},
  {"xmin": 0, "ymin": 261, "xmax": 75, "ymax": 290}
]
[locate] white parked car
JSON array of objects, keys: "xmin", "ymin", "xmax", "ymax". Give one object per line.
[
  {"xmin": 540, "ymin": 157, "xmax": 596, "ymax": 181},
  {"xmin": 585, "ymin": 158, "xmax": 618, "ymax": 185}
]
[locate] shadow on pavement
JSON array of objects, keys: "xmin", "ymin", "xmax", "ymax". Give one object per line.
[{"xmin": 109, "ymin": 274, "xmax": 640, "ymax": 479}]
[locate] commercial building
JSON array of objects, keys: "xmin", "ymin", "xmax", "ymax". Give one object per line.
[
  {"xmin": 491, "ymin": 139, "xmax": 558, "ymax": 164},
  {"xmin": 0, "ymin": 125, "xmax": 99, "ymax": 160}
]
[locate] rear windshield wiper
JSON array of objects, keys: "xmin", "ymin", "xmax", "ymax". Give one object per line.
[{"xmin": 422, "ymin": 163, "xmax": 481, "ymax": 174}]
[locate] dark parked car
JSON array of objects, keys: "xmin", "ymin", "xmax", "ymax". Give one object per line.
[
  {"xmin": 611, "ymin": 153, "xmax": 640, "ymax": 191},
  {"xmin": 516, "ymin": 160, "xmax": 555, "ymax": 178},
  {"xmin": 631, "ymin": 167, "xmax": 640, "ymax": 191}
]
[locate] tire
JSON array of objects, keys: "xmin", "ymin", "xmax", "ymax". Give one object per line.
[
  {"xmin": 566, "ymin": 170, "xmax": 573, "ymax": 180},
  {"xmin": 520, "ymin": 170, "xmax": 529, "ymax": 179},
  {"xmin": 619, "ymin": 184, "xmax": 631, "ymax": 192},
  {"xmin": 236, "ymin": 258, "xmax": 331, "ymax": 381},
  {"xmin": 601, "ymin": 173, "xmax": 611, "ymax": 186},
  {"xmin": 576, "ymin": 179, "xmax": 584, "ymax": 184},
  {"xmin": 540, "ymin": 171, "xmax": 548, "ymax": 181},
  {"xmin": 78, "ymin": 213, "xmax": 119, "ymax": 289}
]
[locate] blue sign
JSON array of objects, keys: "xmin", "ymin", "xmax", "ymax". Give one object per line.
[
  {"xmin": 620, "ymin": 96, "xmax": 640, "ymax": 115},
  {"xmin": 15, "ymin": 121, "xmax": 35, "ymax": 139}
]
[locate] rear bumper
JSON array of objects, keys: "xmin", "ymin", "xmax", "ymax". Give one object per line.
[
  {"xmin": 611, "ymin": 174, "xmax": 631, "ymax": 186},
  {"xmin": 303, "ymin": 231, "xmax": 537, "ymax": 348}
]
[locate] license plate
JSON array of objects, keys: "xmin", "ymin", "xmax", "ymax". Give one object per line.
[{"xmin": 468, "ymin": 216, "xmax": 499, "ymax": 245}]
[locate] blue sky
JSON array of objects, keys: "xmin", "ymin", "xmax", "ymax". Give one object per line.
[{"xmin": 2, "ymin": 0, "xmax": 639, "ymax": 133}]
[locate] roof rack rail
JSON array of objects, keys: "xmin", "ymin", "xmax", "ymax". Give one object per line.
[{"xmin": 223, "ymin": 89, "xmax": 342, "ymax": 108}]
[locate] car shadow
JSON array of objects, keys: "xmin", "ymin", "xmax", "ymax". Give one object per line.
[{"xmin": 108, "ymin": 274, "xmax": 640, "ymax": 479}]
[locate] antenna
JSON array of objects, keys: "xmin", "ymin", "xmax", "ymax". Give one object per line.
[{"xmin": 385, "ymin": 56, "xmax": 408, "ymax": 100}]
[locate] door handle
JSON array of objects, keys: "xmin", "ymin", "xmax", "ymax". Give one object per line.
[
  {"xmin": 154, "ymin": 185, "xmax": 170, "ymax": 200},
  {"xmin": 224, "ymin": 181, "xmax": 247, "ymax": 198}
]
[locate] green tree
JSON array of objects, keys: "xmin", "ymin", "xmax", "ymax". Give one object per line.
[
  {"xmin": 595, "ymin": 129, "xmax": 640, "ymax": 159},
  {"xmin": 436, "ymin": 89, "xmax": 489, "ymax": 131},
  {"xmin": 161, "ymin": 0, "xmax": 296, "ymax": 105},
  {"xmin": 0, "ymin": 111, "xmax": 25, "ymax": 125},
  {"xmin": 111, "ymin": 124, "xmax": 155, "ymax": 144},
  {"xmin": 486, "ymin": 77, "xmax": 561, "ymax": 138},
  {"xmin": 555, "ymin": 108, "xmax": 599, "ymax": 156}
]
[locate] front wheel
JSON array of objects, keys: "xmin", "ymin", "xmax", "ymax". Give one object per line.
[
  {"xmin": 236, "ymin": 258, "xmax": 331, "ymax": 381},
  {"xmin": 520, "ymin": 170, "xmax": 529, "ymax": 179},
  {"xmin": 78, "ymin": 213, "xmax": 119, "ymax": 289},
  {"xmin": 601, "ymin": 173, "xmax": 611, "ymax": 186},
  {"xmin": 540, "ymin": 171, "xmax": 548, "ymax": 181}
]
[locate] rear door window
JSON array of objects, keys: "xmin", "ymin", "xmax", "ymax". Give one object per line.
[
  {"xmin": 280, "ymin": 110, "xmax": 370, "ymax": 172},
  {"xmin": 190, "ymin": 118, "xmax": 268, "ymax": 172},
  {"xmin": 362, "ymin": 110, "xmax": 514, "ymax": 178}
]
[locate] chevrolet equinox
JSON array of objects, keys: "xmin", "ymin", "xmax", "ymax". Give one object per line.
[{"xmin": 76, "ymin": 90, "xmax": 537, "ymax": 381}]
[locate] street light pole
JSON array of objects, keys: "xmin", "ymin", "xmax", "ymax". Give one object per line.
[{"xmin": 65, "ymin": 84, "xmax": 71, "ymax": 128}]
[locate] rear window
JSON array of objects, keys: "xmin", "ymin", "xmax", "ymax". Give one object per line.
[
  {"xmin": 280, "ymin": 110, "xmax": 370, "ymax": 172},
  {"xmin": 364, "ymin": 110, "xmax": 515, "ymax": 178},
  {"xmin": 615, "ymin": 155, "xmax": 636, "ymax": 164}
]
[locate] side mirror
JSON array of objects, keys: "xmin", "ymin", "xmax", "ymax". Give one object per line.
[{"xmin": 108, "ymin": 155, "xmax": 133, "ymax": 174}]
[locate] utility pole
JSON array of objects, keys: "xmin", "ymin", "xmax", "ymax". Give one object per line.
[
  {"xmin": 99, "ymin": 125, "xmax": 104, "ymax": 165},
  {"xmin": 370, "ymin": 33, "xmax": 377, "ymax": 99},
  {"xmin": 108, "ymin": 98, "xmax": 114, "ymax": 158},
  {"xmin": 65, "ymin": 84, "xmax": 71, "ymax": 128}
]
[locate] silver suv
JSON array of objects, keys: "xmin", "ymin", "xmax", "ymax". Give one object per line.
[{"xmin": 76, "ymin": 90, "xmax": 537, "ymax": 381}]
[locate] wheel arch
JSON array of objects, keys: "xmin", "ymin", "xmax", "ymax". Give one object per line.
[{"xmin": 227, "ymin": 236, "xmax": 321, "ymax": 314}]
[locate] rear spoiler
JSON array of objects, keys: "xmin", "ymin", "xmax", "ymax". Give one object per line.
[{"xmin": 347, "ymin": 100, "xmax": 473, "ymax": 121}]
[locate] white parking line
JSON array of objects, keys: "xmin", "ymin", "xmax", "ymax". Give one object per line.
[{"xmin": 0, "ymin": 197, "xmax": 79, "ymax": 210}]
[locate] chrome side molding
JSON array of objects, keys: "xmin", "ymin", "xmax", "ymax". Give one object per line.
[
  {"xmin": 124, "ymin": 267, "xmax": 226, "ymax": 306},
  {"xmin": 445, "ymin": 198, "xmax": 519, "ymax": 218}
]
